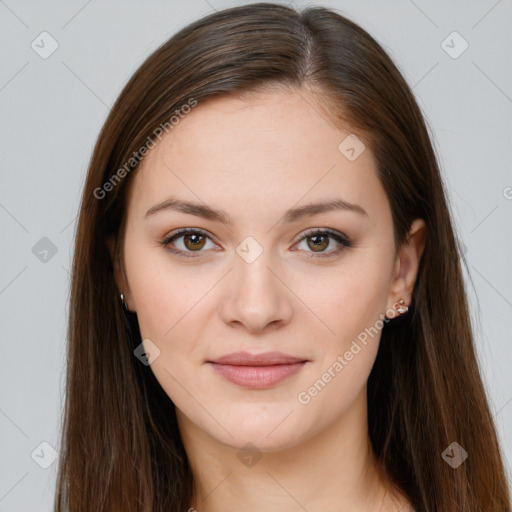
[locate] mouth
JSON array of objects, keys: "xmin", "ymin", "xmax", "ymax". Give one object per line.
[{"xmin": 207, "ymin": 351, "xmax": 309, "ymax": 389}]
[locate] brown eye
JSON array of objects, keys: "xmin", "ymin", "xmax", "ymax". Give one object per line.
[
  {"xmin": 306, "ymin": 234, "xmax": 329, "ymax": 252},
  {"xmin": 294, "ymin": 229, "xmax": 351, "ymax": 258},
  {"xmin": 161, "ymin": 229, "xmax": 216, "ymax": 258},
  {"xmin": 183, "ymin": 233, "xmax": 206, "ymax": 251}
]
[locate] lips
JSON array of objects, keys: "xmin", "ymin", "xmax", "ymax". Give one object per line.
[
  {"xmin": 207, "ymin": 351, "xmax": 308, "ymax": 389},
  {"xmin": 210, "ymin": 351, "xmax": 306, "ymax": 366}
]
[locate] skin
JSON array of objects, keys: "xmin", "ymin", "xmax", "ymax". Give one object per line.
[{"xmin": 109, "ymin": 87, "xmax": 426, "ymax": 512}]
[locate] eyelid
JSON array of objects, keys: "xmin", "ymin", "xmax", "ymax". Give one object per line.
[{"xmin": 295, "ymin": 227, "xmax": 350, "ymax": 244}]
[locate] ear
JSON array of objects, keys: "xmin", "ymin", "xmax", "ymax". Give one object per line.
[
  {"xmin": 107, "ymin": 234, "xmax": 134, "ymax": 312},
  {"xmin": 386, "ymin": 218, "xmax": 426, "ymax": 315}
]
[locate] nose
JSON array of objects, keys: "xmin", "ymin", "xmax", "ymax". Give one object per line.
[{"xmin": 218, "ymin": 251, "xmax": 293, "ymax": 334}]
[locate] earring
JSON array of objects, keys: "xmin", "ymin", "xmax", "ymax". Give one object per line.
[
  {"xmin": 393, "ymin": 299, "xmax": 409, "ymax": 315},
  {"xmin": 119, "ymin": 293, "xmax": 130, "ymax": 312}
]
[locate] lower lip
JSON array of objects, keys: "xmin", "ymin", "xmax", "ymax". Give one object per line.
[{"xmin": 209, "ymin": 362, "xmax": 307, "ymax": 389}]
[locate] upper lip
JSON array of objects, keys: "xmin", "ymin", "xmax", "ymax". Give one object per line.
[{"xmin": 208, "ymin": 351, "xmax": 308, "ymax": 366}]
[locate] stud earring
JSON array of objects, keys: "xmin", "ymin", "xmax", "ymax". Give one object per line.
[
  {"xmin": 393, "ymin": 299, "xmax": 409, "ymax": 315},
  {"xmin": 119, "ymin": 293, "xmax": 129, "ymax": 312}
]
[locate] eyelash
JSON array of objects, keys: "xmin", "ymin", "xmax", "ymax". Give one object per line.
[{"xmin": 159, "ymin": 228, "xmax": 352, "ymax": 259}]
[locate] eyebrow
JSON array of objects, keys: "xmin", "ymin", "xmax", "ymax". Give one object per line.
[{"xmin": 145, "ymin": 197, "xmax": 368, "ymax": 224}]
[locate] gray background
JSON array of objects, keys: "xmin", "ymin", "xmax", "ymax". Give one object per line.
[{"xmin": 1, "ymin": 0, "xmax": 511, "ymax": 510}]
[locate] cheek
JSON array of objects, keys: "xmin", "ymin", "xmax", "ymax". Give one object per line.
[
  {"xmin": 292, "ymin": 264, "xmax": 390, "ymax": 427},
  {"xmin": 300, "ymin": 255, "xmax": 393, "ymax": 353},
  {"xmin": 125, "ymin": 248, "xmax": 214, "ymax": 408},
  {"xmin": 124, "ymin": 243, "xmax": 201, "ymax": 346}
]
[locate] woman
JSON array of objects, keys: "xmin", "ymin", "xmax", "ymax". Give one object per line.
[{"xmin": 54, "ymin": 3, "xmax": 511, "ymax": 511}]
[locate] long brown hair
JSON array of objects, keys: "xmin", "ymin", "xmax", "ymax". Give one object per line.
[{"xmin": 55, "ymin": 3, "xmax": 511, "ymax": 511}]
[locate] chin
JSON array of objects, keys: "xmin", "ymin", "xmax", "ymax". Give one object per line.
[
  {"xmin": 220, "ymin": 430, "xmax": 303, "ymax": 454},
  {"xmin": 210, "ymin": 409, "xmax": 309, "ymax": 453}
]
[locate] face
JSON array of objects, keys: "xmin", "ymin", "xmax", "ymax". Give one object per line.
[{"xmin": 111, "ymin": 88, "xmax": 423, "ymax": 452}]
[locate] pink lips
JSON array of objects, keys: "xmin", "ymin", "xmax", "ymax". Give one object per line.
[{"xmin": 207, "ymin": 351, "xmax": 308, "ymax": 389}]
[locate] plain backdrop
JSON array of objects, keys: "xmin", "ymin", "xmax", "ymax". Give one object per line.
[{"xmin": 0, "ymin": 1, "xmax": 511, "ymax": 510}]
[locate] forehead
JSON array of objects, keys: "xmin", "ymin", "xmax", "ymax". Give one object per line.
[{"xmin": 127, "ymin": 89, "xmax": 385, "ymax": 222}]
